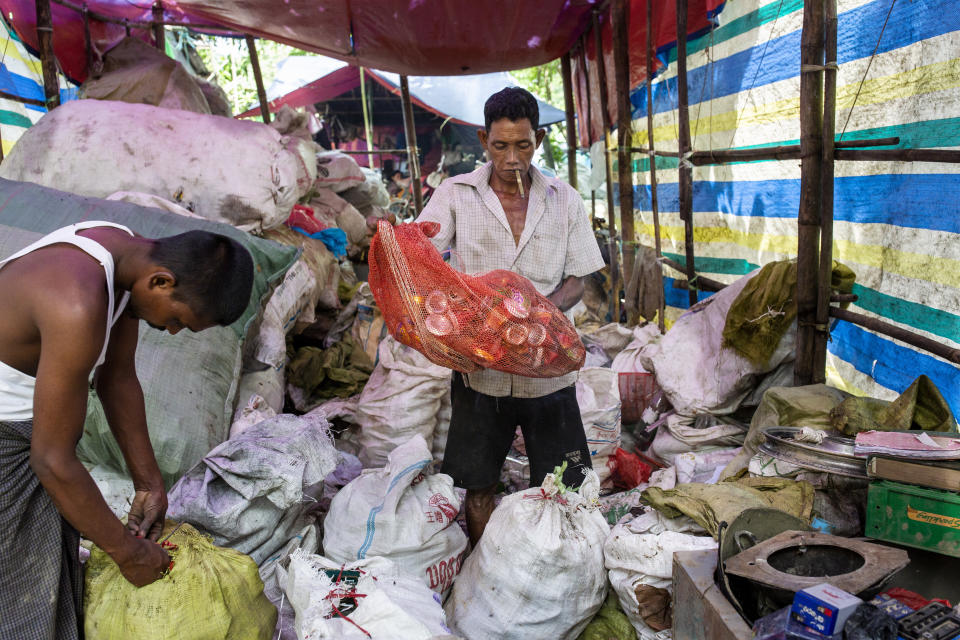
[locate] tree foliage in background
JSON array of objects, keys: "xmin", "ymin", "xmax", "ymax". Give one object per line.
[
  {"xmin": 192, "ymin": 35, "xmax": 304, "ymax": 116},
  {"xmin": 511, "ymin": 59, "xmax": 567, "ymax": 168}
]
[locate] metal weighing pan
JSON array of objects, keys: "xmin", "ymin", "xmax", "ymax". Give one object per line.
[{"xmin": 758, "ymin": 426, "xmax": 868, "ymax": 478}]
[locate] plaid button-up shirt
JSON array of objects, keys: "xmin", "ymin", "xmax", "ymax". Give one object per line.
[{"xmin": 417, "ymin": 162, "xmax": 604, "ymax": 398}]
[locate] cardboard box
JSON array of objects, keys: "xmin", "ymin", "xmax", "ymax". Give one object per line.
[{"xmin": 791, "ymin": 584, "xmax": 862, "ymax": 635}]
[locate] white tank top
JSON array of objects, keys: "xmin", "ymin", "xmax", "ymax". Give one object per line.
[{"xmin": 0, "ymin": 221, "xmax": 134, "ymax": 421}]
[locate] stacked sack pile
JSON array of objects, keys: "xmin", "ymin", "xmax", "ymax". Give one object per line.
[{"xmin": 1, "ymin": 33, "xmax": 906, "ymax": 640}]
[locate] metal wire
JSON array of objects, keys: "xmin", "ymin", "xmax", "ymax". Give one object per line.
[{"xmin": 838, "ymin": 0, "xmax": 898, "ymax": 141}]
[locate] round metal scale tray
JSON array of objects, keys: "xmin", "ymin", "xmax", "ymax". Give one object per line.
[{"xmin": 758, "ymin": 426, "xmax": 868, "ymax": 478}]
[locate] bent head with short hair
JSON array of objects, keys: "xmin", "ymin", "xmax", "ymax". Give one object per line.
[
  {"xmin": 483, "ymin": 87, "xmax": 540, "ymax": 132},
  {"xmin": 147, "ymin": 231, "xmax": 254, "ymax": 327}
]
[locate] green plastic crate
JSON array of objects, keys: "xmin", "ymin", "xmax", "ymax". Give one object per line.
[{"xmin": 866, "ymin": 480, "xmax": 960, "ymax": 558}]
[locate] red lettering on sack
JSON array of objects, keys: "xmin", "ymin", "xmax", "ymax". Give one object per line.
[
  {"xmin": 428, "ymin": 494, "xmax": 459, "ymax": 522},
  {"xmin": 425, "ymin": 565, "xmax": 439, "ymax": 589}
]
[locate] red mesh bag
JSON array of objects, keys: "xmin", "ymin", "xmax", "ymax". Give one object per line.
[{"xmin": 368, "ymin": 220, "xmax": 585, "ymax": 377}]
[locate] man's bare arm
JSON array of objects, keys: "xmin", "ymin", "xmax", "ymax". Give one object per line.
[
  {"xmin": 30, "ymin": 294, "xmax": 168, "ymax": 586},
  {"xmin": 96, "ymin": 313, "xmax": 166, "ymax": 541},
  {"xmin": 547, "ymin": 275, "xmax": 585, "ymax": 312}
]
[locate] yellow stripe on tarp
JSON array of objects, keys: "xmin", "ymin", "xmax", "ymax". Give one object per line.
[
  {"xmin": 635, "ymin": 222, "xmax": 960, "ymax": 289},
  {"xmin": 633, "ymin": 56, "xmax": 960, "ymax": 147},
  {"xmin": 0, "ymin": 36, "xmax": 44, "ymax": 76}
]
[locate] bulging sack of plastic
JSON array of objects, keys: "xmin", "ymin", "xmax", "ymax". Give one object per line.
[
  {"xmin": 315, "ymin": 151, "xmax": 365, "ymax": 193},
  {"xmin": 577, "ymin": 367, "xmax": 622, "ymax": 486},
  {"xmin": 323, "ymin": 434, "xmax": 467, "ymax": 595},
  {"xmin": 0, "ymin": 100, "xmax": 316, "ymax": 232},
  {"xmin": 168, "ymin": 412, "xmax": 341, "ymax": 564},
  {"xmin": 282, "ymin": 551, "xmax": 453, "ymax": 640},
  {"xmin": 84, "ymin": 521, "xmax": 276, "ymax": 640},
  {"xmin": 356, "ymin": 336, "xmax": 452, "ymax": 468},
  {"xmin": 445, "ymin": 468, "xmax": 609, "ymax": 640},
  {"xmin": 369, "ymin": 221, "xmax": 586, "ymax": 377},
  {"xmin": 604, "ymin": 509, "xmax": 717, "ymax": 638}
]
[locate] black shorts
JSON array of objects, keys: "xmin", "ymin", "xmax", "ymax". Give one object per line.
[{"xmin": 440, "ymin": 373, "xmax": 592, "ymax": 490}]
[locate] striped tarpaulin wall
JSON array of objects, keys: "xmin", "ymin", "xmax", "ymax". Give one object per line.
[
  {"xmin": 626, "ymin": 0, "xmax": 960, "ymax": 417},
  {"xmin": 0, "ymin": 18, "xmax": 76, "ymax": 156}
]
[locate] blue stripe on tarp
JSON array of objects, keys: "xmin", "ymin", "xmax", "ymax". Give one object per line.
[
  {"xmin": 633, "ymin": 174, "xmax": 960, "ymax": 234},
  {"xmin": 0, "ymin": 64, "xmax": 44, "ymax": 102},
  {"xmin": 630, "ymin": 0, "xmax": 960, "ymax": 119},
  {"xmin": 664, "ymin": 276, "xmax": 714, "ymax": 309},
  {"xmin": 827, "ymin": 320, "xmax": 960, "ymax": 421}
]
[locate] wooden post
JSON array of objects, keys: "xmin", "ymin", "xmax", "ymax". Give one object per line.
[
  {"xmin": 151, "ymin": 2, "xmax": 164, "ymax": 51},
  {"xmin": 795, "ymin": 0, "xmax": 825, "ymax": 385},
  {"xmin": 560, "ymin": 53, "xmax": 578, "ymax": 190},
  {"xmin": 594, "ymin": 9, "xmax": 620, "ymax": 322},
  {"xmin": 245, "ymin": 35, "xmax": 271, "ymax": 124},
  {"xmin": 81, "ymin": 3, "xmax": 95, "ymax": 79},
  {"xmin": 675, "ymin": 0, "xmax": 697, "ymax": 307},
  {"xmin": 400, "ymin": 75, "xmax": 424, "ymax": 215},
  {"xmin": 814, "ymin": 0, "xmax": 837, "ymax": 382},
  {"xmin": 35, "ymin": 0, "xmax": 60, "ymax": 110},
  {"xmin": 646, "ymin": 0, "xmax": 665, "ymax": 332},
  {"xmin": 612, "ymin": 0, "xmax": 636, "ymax": 302}
]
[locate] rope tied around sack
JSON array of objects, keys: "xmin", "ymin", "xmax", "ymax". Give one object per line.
[{"xmin": 324, "ymin": 567, "xmax": 372, "ymax": 638}]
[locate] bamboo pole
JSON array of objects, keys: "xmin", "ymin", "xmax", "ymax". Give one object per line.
[
  {"xmin": 795, "ymin": 0, "xmax": 825, "ymax": 385},
  {"xmin": 646, "ymin": 0, "xmax": 665, "ymax": 332},
  {"xmin": 593, "ymin": 9, "xmax": 620, "ymax": 322},
  {"xmin": 612, "ymin": 0, "xmax": 636, "ymax": 293},
  {"xmin": 629, "ymin": 137, "xmax": 899, "ymax": 164},
  {"xmin": 246, "ymin": 35, "xmax": 270, "ymax": 124},
  {"xmin": 400, "ymin": 75, "xmax": 424, "ymax": 215},
  {"xmin": 35, "ymin": 0, "xmax": 60, "ymax": 109},
  {"xmin": 675, "ymin": 0, "xmax": 697, "ymax": 307},
  {"xmin": 359, "ymin": 67, "xmax": 375, "ymax": 169},
  {"xmin": 830, "ymin": 307, "xmax": 960, "ymax": 366},
  {"xmin": 0, "ymin": 90, "xmax": 46, "ymax": 107},
  {"xmin": 835, "ymin": 148, "xmax": 960, "ymax": 163},
  {"xmin": 560, "ymin": 53, "xmax": 578, "ymax": 190},
  {"xmin": 151, "ymin": 2, "xmax": 164, "ymax": 51},
  {"xmin": 814, "ymin": 0, "xmax": 838, "ymax": 383},
  {"xmin": 82, "ymin": 3, "xmax": 95, "ymax": 79}
]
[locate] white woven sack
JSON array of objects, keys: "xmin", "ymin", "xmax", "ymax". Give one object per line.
[
  {"xmin": 315, "ymin": 151, "xmax": 365, "ymax": 193},
  {"xmin": 252, "ymin": 258, "xmax": 318, "ymax": 369},
  {"xmin": 605, "ymin": 510, "xmax": 717, "ymax": 639},
  {"xmin": 323, "ymin": 435, "xmax": 467, "ymax": 595},
  {"xmin": 637, "ymin": 270, "xmax": 796, "ymax": 416},
  {"xmin": 168, "ymin": 412, "xmax": 340, "ymax": 564},
  {"xmin": 282, "ymin": 552, "xmax": 452, "ymax": 640},
  {"xmin": 356, "ymin": 337, "xmax": 452, "ymax": 468},
  {"xmin": 0, "ymin": 100, "xmax": 316, "ymax": 232},
  {"xmin": 577, "ymin": 367, "xmax": 621, "ymax": 486},
  {"xmin": 445, "ymin": 469, "xmax": 609, "ymax": 640}
]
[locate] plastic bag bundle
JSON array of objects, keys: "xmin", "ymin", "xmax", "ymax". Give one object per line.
[
  {"xmin": 84, "ymin": 521, "xmax": 276, "ymax": 640},
  {"xmin": 368, "ymin": 220, "xmax": 585, "ymax": 377}
]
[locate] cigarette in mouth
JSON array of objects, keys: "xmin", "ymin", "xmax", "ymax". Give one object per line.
[{"xmin": 515, "ymin": 169, "xmax": 525, "ymax": 199}]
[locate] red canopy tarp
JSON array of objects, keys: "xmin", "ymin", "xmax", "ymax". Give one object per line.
[
  {"xmin": 0, "ymin": 0, "xmax": 597, "ymax": 83},
  {"xmin": 572, "ymin": 0, "xmax": 724, "ymax": 146}
]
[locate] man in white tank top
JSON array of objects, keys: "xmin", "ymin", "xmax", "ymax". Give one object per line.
[{"xmin": 0, "ymin": 222, "xmax": 253, "ymax": 639}]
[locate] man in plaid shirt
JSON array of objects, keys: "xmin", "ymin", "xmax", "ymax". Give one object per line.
[{"xmin": 418, "ymin": 87, "xmax": 605, "ymax": 545}]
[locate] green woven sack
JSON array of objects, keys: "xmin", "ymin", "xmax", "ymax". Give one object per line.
[{"xmin": 84, "ymin": 521, "xmax": 277, "ymax": 639}]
